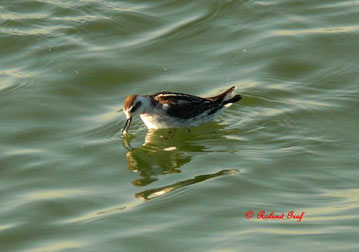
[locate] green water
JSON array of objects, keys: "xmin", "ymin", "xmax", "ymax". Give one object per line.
[{"xmin": 1, "ymin": 0, "xmax": 359, "ymax": 251}]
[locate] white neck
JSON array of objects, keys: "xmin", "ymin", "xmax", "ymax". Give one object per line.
[{"xmin": 136, "ymin": 96, "xmax": 152, "ymax": 114}]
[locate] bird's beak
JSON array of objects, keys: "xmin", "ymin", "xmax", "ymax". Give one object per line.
[{"xmin": 122, "ymin": 117, "xmax": 132, "ymax": 134}]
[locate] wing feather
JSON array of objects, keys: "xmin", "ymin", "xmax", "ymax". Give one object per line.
[{"xmin": 153, "ymin": 92, "xmax": 221, "ymax": 119}]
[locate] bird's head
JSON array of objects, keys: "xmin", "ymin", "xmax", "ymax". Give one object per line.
[{"xmin": 122, "ymin": 95, "xmax": 148, "ymax": 134}]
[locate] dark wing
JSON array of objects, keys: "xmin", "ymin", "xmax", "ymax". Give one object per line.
[{"xmin": 153, "ymin": 92, "xmax": 222, "ymax": 119}]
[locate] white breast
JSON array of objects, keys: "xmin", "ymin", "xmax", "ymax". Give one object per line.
[
  {"xmin": 140, "ymin": 114, "xmax": 167, "ymax": 129},
  {"xmin": 139, "ymin": 106, "xmax": 226, "ymax": 129}
]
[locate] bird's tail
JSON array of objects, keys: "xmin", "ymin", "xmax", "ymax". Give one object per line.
[
  {"xmin": 223, "ymin": 94, "xmax": 242, "ymax": 107},
  {"xmin": 207, "ymin": 86, "xmax": 241, "ymax": 106}
]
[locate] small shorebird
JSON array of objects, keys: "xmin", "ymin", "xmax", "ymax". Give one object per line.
[{"xmin": 122, "ymin": 86, "xmax": 241, "ymax": 134}]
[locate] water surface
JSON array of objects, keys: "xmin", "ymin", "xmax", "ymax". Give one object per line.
[{"xmin": 1, "ymin": 0, "xmax": 359, "ymax": 251}]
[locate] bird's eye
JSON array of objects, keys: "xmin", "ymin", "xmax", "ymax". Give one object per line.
[{"xmin": 130, "ymin": 101, "xmax": 142, "ymax": 113}]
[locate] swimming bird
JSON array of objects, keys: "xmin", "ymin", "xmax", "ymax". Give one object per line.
[{"xmin": 122, "ymin": 86, "xmax": 241, "ymax": 134}]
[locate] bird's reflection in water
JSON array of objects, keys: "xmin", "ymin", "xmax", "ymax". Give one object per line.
[
  {"xmin": 135, "ymin": 169, "xmax": 239, "ymax": 201},
  {"xmin": 124, "ymin": 125, "xmax": 240, "ymax": 200},
  {"xmin": 125, "ymin": 128, "xmax": 205, "ymax": 186}
]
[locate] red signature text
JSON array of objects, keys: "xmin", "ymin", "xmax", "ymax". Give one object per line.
[{"xmin": 245, "ymin": 210, "xmax": 305, "ymax": 222}]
